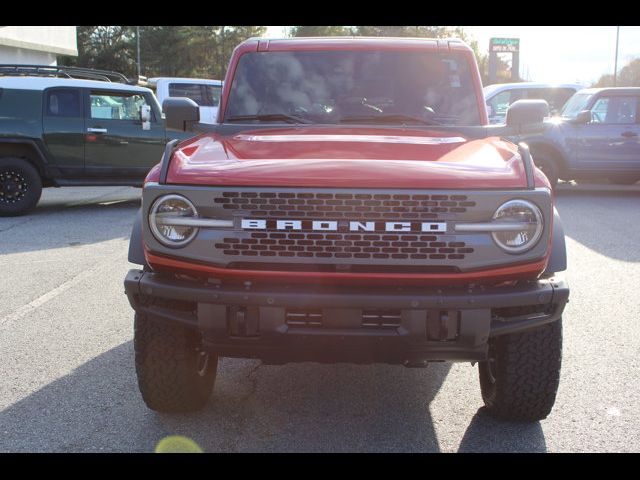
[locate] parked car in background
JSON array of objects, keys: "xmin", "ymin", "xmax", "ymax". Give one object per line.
[
  {"xmin": 484, "ymin": 82, "xmax": 582, "ymax": 124},
  {"xmin": 0, "ymin": 65, "xmax": 193, "ymax": 216},
  {"xmin": 516, "ymin": 87, "xmax": 640, "ymax": 188},
  {"xmin": 149, "ymin": 77, "xmax": 223, "ymax": 124}
]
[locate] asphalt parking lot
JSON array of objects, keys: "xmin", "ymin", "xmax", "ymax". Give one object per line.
[{"xmin": 0, "ymin": 183, "xmax": 639, "ymax": 452}]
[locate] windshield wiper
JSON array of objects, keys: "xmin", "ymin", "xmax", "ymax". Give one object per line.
[
  {"xmin": 226, "ymin": 113, "xmax": 313, "ymax": 124},
  {"xmin": 338, "ymin": 114, "xmax": 443, "ymax": 126}
]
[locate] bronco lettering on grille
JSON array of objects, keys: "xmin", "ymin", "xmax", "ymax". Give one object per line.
[{"xmin": 241, "ymin": 219, "xmax": 447, "ymax": 233}]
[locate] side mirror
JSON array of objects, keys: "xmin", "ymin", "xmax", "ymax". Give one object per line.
[
  {"xmin": 573, "ymin": 110, "xmax": 592, "ymax": 124},
  {"xmin": 140, "ymin": 104, "xmax": 151, "ymax": 122},
  {"xmin": 163, "ymin": 97, "xmax": 200, "ymax": 132},
  {"xmin": 505, "ymin": 99, "xmax": 549, "ymax": 133},
  {"xmin": 139, "ymin": 104, "xmax": 151, "ymax": 130}
]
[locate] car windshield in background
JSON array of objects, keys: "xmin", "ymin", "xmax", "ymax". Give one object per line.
[
  {"xmin": 561, "ymin": 93, "xmax": 593, "ymax": 119},
  {"xmin": 206, "ymin": 85, "xmax": 222, "ymax": 106},
  {"xmin": 224, "ymin": 50, "xmax": 481, "ymax": 126},
  {"xmin": 168, "ymin": 83, "xmax": 222, "ymax": 107}
]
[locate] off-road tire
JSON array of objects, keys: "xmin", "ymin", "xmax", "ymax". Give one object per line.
[
  {"xmin": 0, "ymin": 157, "xmax": 43, "ymax": 216},
  {"xmin": 134, "ymin": 313, "xmax": 218, "ymax": 412},
  {"xmin": 532, "ymin": 155, "xmax": 559, "ymax": 189},
  {"xmin": 479, "ymin": 319, "xmax": 562, "ymax": 422}
]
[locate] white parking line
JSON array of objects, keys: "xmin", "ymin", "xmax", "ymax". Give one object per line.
[{"xmin": 0, "ymin": 255, "xmax": 119, "ymax": 327}]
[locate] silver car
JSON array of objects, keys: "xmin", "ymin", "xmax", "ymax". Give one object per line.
[{"xmin": 484, "ymin": 81, "xmax": 583, "ymax": 124}]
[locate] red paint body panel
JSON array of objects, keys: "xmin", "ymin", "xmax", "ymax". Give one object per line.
[
  {"xmin": 162, "ymin": 128, "xmax": 527, "ymax": 189},
  {"xmin": 145, "ymin": 250, "xmax": 548, "ymax": 287}
]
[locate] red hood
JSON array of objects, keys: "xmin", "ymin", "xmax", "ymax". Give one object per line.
[{"xmin": 153, "ymin": 127, "xmax": 544, "ymax": 189}]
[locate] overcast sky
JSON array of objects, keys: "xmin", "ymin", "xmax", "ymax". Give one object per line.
[{"xmin": 264, "ymin": 26, "xmax": 640, "ymax": 86}]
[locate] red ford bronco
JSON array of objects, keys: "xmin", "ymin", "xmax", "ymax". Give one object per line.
[{"xmin": 125, "ymin": 37, "xmax": 569, "ymax": 422}]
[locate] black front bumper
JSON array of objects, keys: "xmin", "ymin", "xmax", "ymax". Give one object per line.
[{"xmin": 124, "ymin": 270, "xmax": 569, "ymax": 365}]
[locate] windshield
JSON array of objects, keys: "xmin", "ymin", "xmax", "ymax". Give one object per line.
[
  {"xmin": 169, "ymin": 83, "xmax": 222, "ymax": 107},
  {"xmin": 224, "ymin": 50, "xmax": 481, "ymax": 126},
  {"xmin": 561, "ymin": 93, "xmax": 592, "ymax": 119}
]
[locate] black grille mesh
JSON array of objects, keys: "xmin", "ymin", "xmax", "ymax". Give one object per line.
[
  {"xmin": 215, "ymin": 232, "xmax": 473, "ymax": 260},
  {"xmin": 215, "ymin": 191, "xmax": 476, "ymax": 219}
]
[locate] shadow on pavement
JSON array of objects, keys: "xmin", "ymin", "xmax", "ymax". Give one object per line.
[
  {"xmin": 0, "ymin": 341, "xmax": 149, "ymax": 452},
  {"xmin": 0, "ymin": 188, "xmax": 141, "ymax": 255},
  {"xmin": 0, "ymin": 340, "xmax": 453, "ymax": 452},
  {"xmin": 162, "ymin": 359, "xmax": 453, "ymax": 452},
  {"xmin": 457, "ymin": 408, "xmax": 546, "ymax": 452}
]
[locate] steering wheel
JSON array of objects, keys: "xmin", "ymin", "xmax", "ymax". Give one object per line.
[{"xmin": 591, "ymin": 111, "xmax": 603, "ymax": 123}]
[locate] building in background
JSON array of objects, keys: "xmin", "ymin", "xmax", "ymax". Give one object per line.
[{"xmin": 0, "ymin": 26, "xmax": 77, "ymax": 65}]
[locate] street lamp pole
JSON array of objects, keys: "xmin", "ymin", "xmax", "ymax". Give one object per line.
[
  {"xmin": 613, "ymin": 26, "xmax": 620, "ymax": 86},
  {"xmin": 136, "ymin": 26, "xmax": 141, "ymax": 79}
]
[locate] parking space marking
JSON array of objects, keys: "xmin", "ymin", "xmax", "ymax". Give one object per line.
[{"xmin": 0, "ymin": 254, "xmax": 120, "ymax": 327}]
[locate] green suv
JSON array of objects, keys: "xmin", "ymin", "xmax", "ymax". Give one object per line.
[{"xmin": 0, "ymin": 65, "xmax": 191, "ymax": 216}]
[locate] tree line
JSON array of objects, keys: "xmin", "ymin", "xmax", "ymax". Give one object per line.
[
  {"xmin": 58, "ymin": 26, "xmax": 268, "ymax": 80},
  {"xmin": 58, "ymin": 26, "xmax": 487, "ymax": 82},
  {"xmin": 61, "ymin": 26, "xmax": 639, "ymax": 87},
  {"xmin": 594, "ymin": 58, "xmax": 640, "ymax": 87}
]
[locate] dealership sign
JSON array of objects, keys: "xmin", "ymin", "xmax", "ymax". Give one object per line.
[{"xmin": 490, "ymin": 38, "xmax": 520, "ymax": 53}]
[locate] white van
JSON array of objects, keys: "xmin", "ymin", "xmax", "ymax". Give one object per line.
[{"xmin": 149, "ymin": 77, "xmax": 223, "ymax": 124}]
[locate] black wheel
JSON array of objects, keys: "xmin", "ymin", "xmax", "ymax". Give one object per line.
[
  {"xmin": 134, "ymin": 314, "xmax": 218, "ymax": 412},
  {"xmin": 0, "ymin": 157, "xmax": 43, "ymax": 216},
  {"xmin": 609, "ymin": 176, "xmax": 640, "ymax": 185},
  {"xmin": 532, "ymin": 155, "xmax": 559, "ymax": 189},
  {"xmin": 479, "ymin": 319, "xmax": 562, "ymax": 422}
]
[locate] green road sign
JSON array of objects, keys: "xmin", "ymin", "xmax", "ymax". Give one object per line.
[{"xmin": 490, "ymin": 38, "xmax": 520, "ymax": 53}]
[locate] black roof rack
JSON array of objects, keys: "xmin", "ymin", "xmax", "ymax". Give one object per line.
[{"xmin": 0, "ymin": 64, "xmax": 136, "ymax": 84}]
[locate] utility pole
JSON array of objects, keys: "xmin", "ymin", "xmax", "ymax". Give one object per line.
[
  {"xmin": 136, "ymin": 26, "xmax": 141, "ymax": 79},
  {"xmin": 220, "ymin": 26, "xmax": 226, "ymax": 79},
  {"xmin": 614, "ymin": 26, "xmax": 620, "ymax": 86}
]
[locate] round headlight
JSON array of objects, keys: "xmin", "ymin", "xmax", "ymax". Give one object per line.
[
  {"xmin": 149, "ymin": 194, "xmax": 199, "ymax": 248},
  {"xmin": 491, "ymin": 199, "xmax": 543, "ymax": 254}
]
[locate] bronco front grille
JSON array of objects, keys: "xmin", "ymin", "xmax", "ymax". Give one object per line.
[
  {"xmin": 215, "ymin": 232, "xmax": 473, "ymax": 260},
  {"xmin": 145, "ymin": 185, "xmax": 553, "ymax": 274},
  {"xmin": 213, "ymin": 190, "xmax": 477, "ymax": 261},
  {"xmin": 215, "ymin": 191, "xmax": 476, "ymax": 219}
]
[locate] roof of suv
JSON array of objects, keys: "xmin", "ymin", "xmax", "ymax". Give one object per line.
[
  {"xmin": 483, "ymin": 82, "xmax": 584, "ymax": 97},
  {"xmin": 574, "ymin": 87, "xmax": 640, "ymax": 95},
  {"xmin": 0, "ymin": 76, "xmax": 154, "ymax": 93},
  {"xmin": 148, "ymin": 77, "xmax": 223, "ymax": 86},
  {"xmin": 239, "ymin": 36, "xmax": 473, "ymax": 52}
]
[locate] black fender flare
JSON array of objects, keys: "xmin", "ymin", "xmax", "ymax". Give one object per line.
[
  {"xmin": 526, "ymin": 140, "xmax": 569, "ymax": 176},
  {"xmin": 0, "ymin": 138, "xmax": 50, "ymax": 174},
  {"xmin": 128, "ymin": 208, "xmax": 149, "ymax": 268},
  {"xmin": 544, "ymin": 207, "xmax": 567, "ymax": 275}
]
